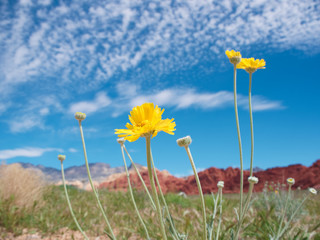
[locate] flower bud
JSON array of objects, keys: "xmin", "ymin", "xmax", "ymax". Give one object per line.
[
  {"xmin": 117, "ymin": 137, "xmax": 126, "ymax": 145},
  {"xmin": 75, "ymin": 112, "xmax": 86, "ymax": 121},
  {"xmin": 177, "ymin": 136, "xmax": 192, "ymax": 147},
  {"xmin": 248, "ymin": 176, "xmax": 259, "ymax": 184},
  {"xmin": 217, "ymin": 181, "xmax": 224, "ymax": 188},
  {"xmin": 58, "ymin": 154, "xmax": 66, "ymax": 162},
  {"xmin": 286, "ymin": 178, "xmax": 295, "ymax": 185},
  {"xmin": 309, "ymin": 188, "xmax": 317, "ymax": 195}
]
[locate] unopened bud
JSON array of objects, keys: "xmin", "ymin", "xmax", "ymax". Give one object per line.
[
  {"xmin": 248, "ymin": 176, "xmax": 259, "ymax": 184},
  {"xmin": 217, "ymin": 181, "xmax": 224, "ymax": 188},
  {"xmin": 75, "ymin": 112, "xmax": 86, "ymax": 121},
  {"xmin": 58, "ymin": 154, "xmax": 66, "ymax": 162},
  {"xmin": 177, "ymin": 136, "xmax": 192, "ymax": 147},
  {"xmin": 117, "ymin": 138, "xmax": 126, "ymax": 145}
]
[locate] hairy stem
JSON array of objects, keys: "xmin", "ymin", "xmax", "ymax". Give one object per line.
[
  {"xmin": 78, "ymin": 121, "xmax": 116, "ymax": 239},
  {"xmin": 185, "ymin": 146, "xmax": 207, "ymax": 240},
  {"xmin": 216, "ymin": 188, "xmax": 223, "ymax": 240},
  {"xmin": 146, "ymin": 136, "xmax": 167, "ymax": 240},
  {"xmin": 233, "ymin": 64, "xmax": 244, "ymax": 217},
  {"xmin": 61, "ymin": 162, "xmax": 89, "ymax": 240},
  {"xmin": 123, "ymin": 145, "xmax": 156, "ymax": 211},
  {"xmin": 249, "ymin": 73, "xmax": 254, "ymax": 177},
  {"xmin": 277, "ymin": 195, "xmax": 308, "ymax": 239},
  {"xmin": 209, "ymin": 193, "xmax": 219, "ymax": 240},
  {"xmin": 151, "ymin": 155, "xmax": 180, "ymax": 240},
  {"xmin": 276, "ymin": 184, "xmax": 292, "ymax": 238},
  {"xmin": 120, "ymin": 145, "xmax": 150, "ymax": 239}
]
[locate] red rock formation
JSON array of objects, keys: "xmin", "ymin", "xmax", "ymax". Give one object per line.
[{"xmin": 99, "ymin": 159, "xmax": 320, "ymax": 195}]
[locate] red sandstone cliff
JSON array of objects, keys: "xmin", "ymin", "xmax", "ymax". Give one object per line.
[{"xmin": 99, "ymin": 159, "xmax": 320, "ymax": 195}]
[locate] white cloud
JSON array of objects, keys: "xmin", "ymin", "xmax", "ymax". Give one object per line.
[
  {"xmin": 116, "ymin": 81, "xmax": 139, "ymax": 98},
  {"xmin": 9, "ymin": 117, "xmax": 43, "ymax": 133},
  {"xmin": 69, "ymin": 91, "xmax": 111, "ymax": 114},
  {"xmin": 0, "ymin": 102, "xmax": 9, "ymax": 115},
  {"xmin": 250, "ymin": 96, "xmax": 284, "ymax": 111},
  {"xmin": 57, "ymin": 126, "xmax": 98, "ymax": 136},
  {"xmin": 129, "ymin": 89, "xmax": 234, "ymax": 109},
  {"xmin": 0, "ymin": 0, "xmax": 311, "ymax": 133},
  {"xmin": 7, "ymin": 95, "xmax": 64, "ymax": 133},
  {"xmin": 0, "ymin": 147, "xmax": 62, "ymax": 160},
  {"xmin": 68, "ymin": 148, "xmax": 77, "ymax": 153},
  {"xmin": 0, "ymin": 0, "xmax": 319, "ymax": 92},
  {"xmin": 113, "ymin": 87, "xmax": 284, "ymax": 116},
  {"xmin": 39, "ymin": 107, "xmax": 49, "ymax": 116}
]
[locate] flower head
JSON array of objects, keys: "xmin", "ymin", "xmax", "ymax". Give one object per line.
[
  {"xmin": 237, "ymin": 58, "xmax": 266, "ymax": 74},
  {"xmin": 225, "ymin": 50, "xmax": 242, "ymax": 65},
  {"xmin": 75, "ymin": 112, "xmax": 86, "ymax": 121},
  {"xmin": 309, "ymin": 188, "xmax": 317, "ymax": 195},
  {"xmin": 115, "ymin": 103, "xmax": 176, "ymax": 142},
  {"xmin": 248, "ymin": 176, "xmax": 259, "ymax": 184},
  {"xmin": 287, "ymin": 178, "xmax": 295, "ymax": 185},
  {"xmin": 217, "ymin": 181, "xmax": 224, "ymax": 188},
  {"xmin": 117, "ymin": 137, "xmax": 126, "ymax": 145},
  {"xmin": 58, "ymin": 154, "xmax": 66, "ymax": 162},
  {"xmin": 177, "ymin": 136, "xmax": 192, "ymax": 147}
]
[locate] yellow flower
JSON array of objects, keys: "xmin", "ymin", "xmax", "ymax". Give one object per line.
[
  {"xmin": 225, "ymin": 50, "xmax": 242, "ymax": 65},
  {"xmin": 237, "ymin": 58, "xmax": 266, "ymax": 74},
  {"xmin": 115, "ymin": 103, "xmax": 176, "ymax": 142}
]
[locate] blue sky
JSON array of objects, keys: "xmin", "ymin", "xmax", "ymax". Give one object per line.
[{"xmin": 0, "ymin": 0, "xmax": 319, "ymax": 177}]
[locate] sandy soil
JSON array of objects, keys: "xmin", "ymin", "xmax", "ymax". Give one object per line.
[{"xmin": 0, "ymin": 228, "xmax": 143, "ymax": 240}]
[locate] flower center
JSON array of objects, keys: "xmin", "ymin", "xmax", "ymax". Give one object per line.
[{"xmin": 137, "ymin": 120, "xmax": 149, "ymax": 127}]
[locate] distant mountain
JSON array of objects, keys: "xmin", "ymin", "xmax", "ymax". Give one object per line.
[
  {"xmin": 18, "ymin": 162, "xmax": 144, "ymax": 183},
  {"xmin": 245, "ymin": 167, "xmax": 264, "ymax": 172},
  {"xmin": 10, "ymin": 160, "xmax": 320, "ymax": 194},
  {"xmin": 99, "ymin": 159, "xmax": 320, "ymax": 195}
]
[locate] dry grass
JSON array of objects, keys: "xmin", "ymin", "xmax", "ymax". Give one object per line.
[{"xmin": 0, "ymin": 163, "xmax": 46, "ymax": 209}]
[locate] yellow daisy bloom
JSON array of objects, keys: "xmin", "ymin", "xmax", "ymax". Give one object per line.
[
  {"xmin": 237, "ymin": 58, "xmax": 266, "ymax": 74},
  {"xmin": 115, "ymin": 103, "xmax": 176, "ymax": 142},
  {"xmin": 225, "ymin": 50, "xmax": 242, "ymax": 65}
]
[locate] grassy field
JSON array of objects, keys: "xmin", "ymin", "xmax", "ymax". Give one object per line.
[{"xmin": 0, "ymin": 184, "xmax": 319, "ymax": 239}]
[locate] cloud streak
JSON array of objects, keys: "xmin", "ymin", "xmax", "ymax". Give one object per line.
[
  {"xmin": 69, "ymin": 91, "xmax": 111, "ymax": 114},
  {"xmin": 0, "ymin": 0, "xmax": 319, "ymax": 93},
  {"xmin": 113, "ymin": 87, "xmax": 284, "ymax": 116},
  {"xmin": 0, "ymin": 147, "xmax": 62, "ymax": 160}
]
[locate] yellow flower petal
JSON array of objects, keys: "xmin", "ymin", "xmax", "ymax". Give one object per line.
[
  {"xmin": 115, "ymin": 103, "xmax": 176, "ymax": 142},
  {"xmin": 237, "ymin": 57, "xmax": 266, "ymax": 74}
]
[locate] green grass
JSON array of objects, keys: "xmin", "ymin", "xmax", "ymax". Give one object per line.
[{"xmin": 0, "ymin": 185, "xmax": 319, "ymax": 239}]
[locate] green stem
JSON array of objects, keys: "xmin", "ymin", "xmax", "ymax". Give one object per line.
[
  {"xmin": 233, "ymin": 63, "xmax": 244, "ymax": 217},
  {"xmin": 276, "ymin": 184, "xmax": 292, "ymax": 238},
  {"xmin": 185, "ymin": 146, "xmax": 207, "ymax": 240},
  {"xmin": 235, "ymin": 182, "xmax": 255, "ymax": 239},
  {"xmin": 120, "ymin": 145, "xmax": 150, "ymax": 239},
  {"xmin": 78, "ymin": 121, "xmax": 116, "ymax": 239},
  {"xmin": 249, "ymin": 72, "xmax": 254, "ymax": 177},
  {"xmin": 151, "ymin": 155, "xmax": 180, "ymax": 240},
  {"xmin": 123, "ymin": 145, "xmax": 156, "ymax": 211},
  {"xmin": 277, "ymin": 195, "xmax": 308, "ymax": 239},
  {"xmin": 145, "ymin": 136, "xmax": 167, "ymax": 240},
  {"xmin": 216, "ymin": 188, "xmax": 223, "ymax": 240},
  {"xmin": 209, "ymin": 193, "xmax": 219, "ymax": 240},
  {"xmin": 61, "ymin": 162, "xmax": 89, "ymax": 240}
]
